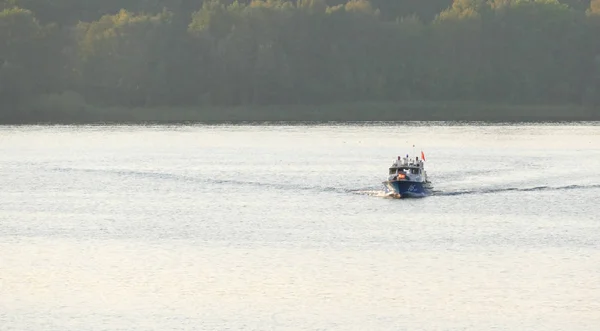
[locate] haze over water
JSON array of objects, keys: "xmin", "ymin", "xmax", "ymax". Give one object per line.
[{"xmin": 1, "ymin": 122, "xmax": 599, "ymax": 330}]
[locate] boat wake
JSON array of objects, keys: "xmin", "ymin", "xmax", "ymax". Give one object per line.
[
  {"xmin": 431, "ymin": 184, "xmax": 600, "ymax": 197},
  {"xmin": 50, "ymin": 167, "xmax": 600, "ymax": 199},
  {"xmin": 349, "ymin": 190, "xmax": 401, "ymax": 199},
  {"xmin": 350, "ymin": 183, "xmax": 600, "ymax": 199},
  {"xmin": 51, "ymin": 167, "xmax": 351, "ymax": 194}
]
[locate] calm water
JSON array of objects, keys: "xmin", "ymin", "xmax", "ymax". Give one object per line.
[{"xmin": 1, "ymin": 123, "xmax": 599, "ymax": 330}]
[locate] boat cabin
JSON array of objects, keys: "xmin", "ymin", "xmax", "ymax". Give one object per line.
[
  {"xmin": 388, "ymin": 155, "xmax": 425, "ymax": 178},
  {"xmin": 385, "ymin": 154, "xmax": 429, "ymax": 184},
  {"xmin": 389, "ymin": 166, "xmax": 422, "ymax": 175}
]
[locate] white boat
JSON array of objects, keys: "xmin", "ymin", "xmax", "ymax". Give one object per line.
[{"xmin": 382, "ymin": 152, "xmax": 431, "ymax": 198}]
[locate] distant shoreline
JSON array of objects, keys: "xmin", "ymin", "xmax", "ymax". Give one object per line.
[{"xmin": 2, "ymin": 101, "xmax": 599, "ymax": 124}]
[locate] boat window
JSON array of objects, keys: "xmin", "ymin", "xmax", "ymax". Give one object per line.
[
  {"xmin": 411, "ymin": 168, "xmax": 420, "ymax": 174},
  {"xmin": 389, "ymin": 168, "xmax": 397, "ymax": 175}
]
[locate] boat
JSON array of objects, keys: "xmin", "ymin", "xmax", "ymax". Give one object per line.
[{"xmin": 382, "ymin": 151, "xmax": 431, "ymax": 198}]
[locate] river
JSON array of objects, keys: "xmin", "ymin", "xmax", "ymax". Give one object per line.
[{"xmin": 1, "ymin": 122, "xmax": 599, "ymax": 330}]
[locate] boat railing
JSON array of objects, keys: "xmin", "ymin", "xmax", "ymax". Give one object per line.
[{"xmin": 392, "ymin": 158, "xmax": 424, "ymax": 168}]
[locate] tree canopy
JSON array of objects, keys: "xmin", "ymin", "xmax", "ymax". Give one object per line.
[{"xmin": 2, "ymin": 0, "xmax": 600, "ymax": 121}]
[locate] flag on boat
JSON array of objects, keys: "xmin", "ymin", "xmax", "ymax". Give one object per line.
[{"xmin": 421, "ymin": 151, "xmax": 426, "ymax": 161}]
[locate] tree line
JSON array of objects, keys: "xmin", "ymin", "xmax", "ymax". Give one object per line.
[{"xmin": 1, "ymin": 0, "xmax": 600, "ymax": 121}]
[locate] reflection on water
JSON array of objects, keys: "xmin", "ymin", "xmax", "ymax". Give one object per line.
[
  {"xmin": 3, "ymin": 240, "xmax": 599, "ymax": 330},
  {"xmin": 1, "ymin": 123, "xmax": 599, "ymax": 330}
]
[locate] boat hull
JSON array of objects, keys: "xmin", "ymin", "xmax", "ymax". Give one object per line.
[{"xmin": 383, "ymin": 180, "xmax": 429, "ymax": 198}]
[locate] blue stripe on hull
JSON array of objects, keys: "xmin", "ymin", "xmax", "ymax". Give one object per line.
[{"xmin": 384, "ymin": 180, "xmax": 428, "ymax": 198}]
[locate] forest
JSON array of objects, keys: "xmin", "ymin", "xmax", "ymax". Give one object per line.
[{"xmin": 1, "ymin": 0, "xmax": 600, "ymax": 122}]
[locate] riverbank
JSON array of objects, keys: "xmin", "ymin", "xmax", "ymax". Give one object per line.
[{"xmin": 2, "ymin": 101, "xmax": 599, "ymax": 124}]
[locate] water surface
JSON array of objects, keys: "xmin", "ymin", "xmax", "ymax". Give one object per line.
[{"xmin": 1, "ymin": 123, "xmax": 599, "ymax": 330}]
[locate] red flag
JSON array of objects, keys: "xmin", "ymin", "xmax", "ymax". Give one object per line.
[{"xmin": 421, "ymin": 151, "xmax": 426, "ymax": 161}]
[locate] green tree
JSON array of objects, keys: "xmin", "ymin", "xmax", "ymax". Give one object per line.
[
  {"xmin": 75, "ymin": 9, "xmax": 184, "ymax": 106},
  {"xmin": 0, "ymin": 7, "xmax": 63, "ymax": 111}
]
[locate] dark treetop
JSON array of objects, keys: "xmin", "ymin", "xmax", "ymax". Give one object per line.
[{"xmin": 1, "ymin": 0, "xmax": 599, "ymax": 123}]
